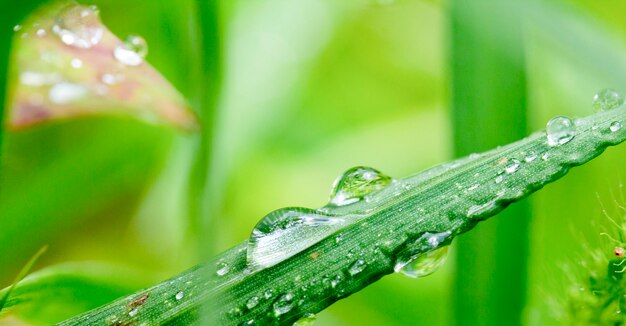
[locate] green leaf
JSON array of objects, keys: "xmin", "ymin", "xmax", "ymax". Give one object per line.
[
  {"xmin": 61, "ymin": 106, "xmax": 626, "ymax": 325},
  {"xmin": 0, "ymin": 262, "xmax": 159, "ymax": 324}
]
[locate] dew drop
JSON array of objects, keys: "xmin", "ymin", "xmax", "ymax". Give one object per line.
[
  {"xmin": 397, "ymin": 246, "xmax": 449, "ymax": 279},
  {"xmin": 128, "ymin": 308, "xmax": 139, "ymax": 317},
  {"xmin": 546, "ymin": 116, "xmax": 575, "ymax": 147},
  {"xmin": 114, "ymin": 35, "xmax": 148, "ymax": 66},
  {"xmin": 36, "ymin": 29, "xmax": 47, "ymax": 37},
  {"xmin": 293, "ymin": 313, "xmax": 317, "ymax": 326},
  {"xmin": 264, "ymin": 289, "xmax": 274, "ymax": 299},
  {"xmin": 246, "ymin": 296, "xmax": 260, "ymax": 309},
  {"xmin": 394, "ymin": 231, "xmax": 452, "ymax": 279},
  {"xmin": 524, "ymin": 151, "xmax": 537, "ymax": 163},
  {"xmin": 495, "ymin": 175, "xmax": 504, "ymax": 184},
  {"xmin": 504, "ymin": 159, "xmax": 521, "ymax": 174},
  {"xmin": 247, "ymin": 207, "xmax": 348, "ymax": 269},
  {"xmin": 52, "ymin": 4, "xmax": 103, "ymax": 48},
  {"xmin": 328, "ymin": 166, "xmax": 393, "ymax": 206},
  {"xmin": 48, "ymin": 82, "xmax": 87, "ymax": 104},
  {"xmin": 216, "ymin": 261, "xmax": 230, "ymax": 276},
  {"xmin": 348, "ymin": 259, "xmax": 367, "ymax": 276},
  {"xmin": 101, "ymin": 73, "xmax": 124, "ymax": 85},
  {"xmin": 273, "ymin": 293, "xmax": 295, "ymax": 316},
  {"xmin": 610, "ymin": 121, "xmax": 623, "ymax": 133},
  {"xmin": 175, "ymin": 291, "xmax": 184, "ymax": 301},
  {"xmin": 592, "ymin": 88, "xmax": 624, "ymax": 111},
  {"xmin": 13, "ymin": 25, "xmax": 22, "ymax": 32},
  {"xmin": 70, "ymin": 58, "xmax": 83, "ymax": 69}
]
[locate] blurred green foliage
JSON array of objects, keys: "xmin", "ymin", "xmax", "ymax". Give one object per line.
[{"xmin": 2, "ymin": 0, "xmax": 626, "ymax": 325}]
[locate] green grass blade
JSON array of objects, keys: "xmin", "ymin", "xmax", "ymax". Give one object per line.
[
  {"xmin": 0, "ymin": 245, "xmax": 47, "ymax": 312},
  {"xmin": 60, "ymin": 106, "xmax": 626, "ymax": 325},
  {"xmin": 449, "ymin": 0, "xmax": 529, "ymax": 324},
  {"xmin": 0, "ymin": 262, "xmax": 159, "ymax": 324}
]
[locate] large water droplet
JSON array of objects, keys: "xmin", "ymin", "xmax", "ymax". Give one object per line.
[
  {"xmin": 48, "ymin": 82, "xmax": 87, "ymax": 104},
  {"xmin": 247, "ymin": 207, "xmax": 349, "ymax": 269},
  {"xmin": 328, "ymin": 167, "xmax": 393, "ymax": 206},
  {"xmin": 394, "ymin": 231, "xmax": 452, "ymax": 278},
  {"xmin": 593, "ymin": 88, "xmax": 624, "ymax": 111},
  {"xmin": 273, "ymin": 293, "xmax": 295, "ymax": 316},
  {"xmin": 610, "ymin": 121, "xmax": 623, "ymax": 133},
  {"xmin": 52, "ymin": 4, "xmax": 103, "ymax": 48},
  {"xmin": 175, "ymin": 291, "xmax": 184, "ymax": 301},
  {"xmin": 546, "ymin": 116, "xmax": 575, "ymax": 147},
  {"xmin": 114, "ymin": 35, "xmax": 148, "ymax": 66},
  {"xmin": 398, "ymin": 246, "xmax": 449, "ymax": 278},
  {"xmin": 216, "ymin": 261, "xmax": 230, "ymax": 276}
]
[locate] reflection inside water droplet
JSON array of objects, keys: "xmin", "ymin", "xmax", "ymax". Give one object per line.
[
  {"xmin": 114, "ymin": 35, "xmax": 148, "ymax": 66},
  {"xmin": 610, "ymin": 121, "xmax": 623, "ymax": 133},
  {"xmin": 328, "ymin": 166, "xmax": 393, "ymax": 206},
  {"xmin": 394, "ymin": 231, "xmax": 451, "ymax": 278},
  {"xmin": 546, "ymin": 116, "xmax": 575, "ymax": 147},
  {"xmin": 273, "ymin": 293, "xmax": 295, "ymax": 316}
]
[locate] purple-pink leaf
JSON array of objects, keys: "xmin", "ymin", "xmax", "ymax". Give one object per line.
[{"xmin": 7, "ymin": 1, "xmax": 198, "ymax": 131}]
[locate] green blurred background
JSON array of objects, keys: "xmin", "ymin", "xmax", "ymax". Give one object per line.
[{"xmin": 2, "ymin": 0, "xmax": 626, "ymax": 324}]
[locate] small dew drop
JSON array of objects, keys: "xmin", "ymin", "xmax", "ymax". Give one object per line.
[
  {"xmin": 610, "ymin": 121, "xmax": 623, "ymax": 133},
  {"xmin": 216, "ymin": 261, "xmax": 230, "ymax": 276},
  {"xmin": 13, "ymin": 25, "xmax": 22, "ymax": 32},
  {"xmin": 264, "ymin": 289, "xmax": 274, "ymax": 299},
  {"xmin": 70, "ymin": 58, "xmax": 83, "ymax": 69},
  {"xmin": 114, "ymin": 35, "xmax": 148, "ymax": 66},
  {"xmin": 175, "ymin": 291, "xmax": 184, "ymax": 301},
  {"xmin": 128, "ymin": 308, "xmax": 139, "ymax": 317},
  {"xmin": 348, "ymin": 259, "xmax": 367, "ymax": 276},
  {"xmin": 593, "ymin": 88, "xmax": 624, "ymax": 111},
  {"xmin": 52, "ymin": 4, "xmax": 103, "ymax": 48},
  {"xmin": 48, "ymin": 82, "xmax": 87, "ymax": 104},
  {"xmin": 495, "ymin": 175, "xmax": 504, "ymax": 184},
  {"xmin": 246, "ymin": 296, "xmax": 259, "ymax": 309},
  {"xmin": 505, "ymin": 159, "xmax": 521, "ymax": 174},
  {"xmin": 273, "ymin": 293, "xmax": 295, "ymax": 316},
  {"xmin": 524, "ymin": 151, "xmax": 537, "ymax": 163},
  {"xmin": 36, "ymin": 29, "xmax": 47, "ymax": 37},
  {"xmin": 293, "ymin": 313, "xmax": 317, "ymax": 326},
  {"xmin": 546, "ymin": 116, "xmax": 576, "ymax": 147},
  {"xmin": 101, "ymin": 73, "xmax": 123, "ymax": 85}
]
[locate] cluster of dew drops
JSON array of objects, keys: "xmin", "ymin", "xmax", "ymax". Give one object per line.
[{"xmin": 13, "ymin": 4, "xmax": 149, "ymax": 105}]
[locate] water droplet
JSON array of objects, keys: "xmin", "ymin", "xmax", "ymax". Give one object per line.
[
  {"xmin": 216, "ymin": 261, "xmax": 230, "ymax": 276},
  {"xmin": 20, "ymin": 72, "xmax": 60, "ymax": 86},
  {"xmin": 610, "ymin": 121, "xmax": 623, "ymax": 133},
  {"xmin": 524, "ymin": 151, "xmax": 537, "ymax": 163},
  {"xmin": 246, "ymin": 296, "xmax": 259, "ymax": 309},
  {"xmin": 330, "ymin": 274, "xmax": 344, "ymax": 288},
  {"xmin": 264, "ymin": 289, "xmax": 274, "ymax": 299},
  {"xmin": 293, "ymin": 313, "xmax": 317, "ymax": 326},
  {"xmin": 228, "ymin": 307, "xmax": 243, "ymax": 317},
  {"xmin": 114, "ymin": 35, "xmax": 148, "ymax": 66},
  {"xmin": 128, "ymin": 308, "xmax": 139, "ymax": 317},
  {"xmin": 495, "ymin": 175, "xmax": 504, "ymax": 184},
  {"xmin": 101, "ymin": 73, "xmax": 124, "ymax": 85},
  {"xmin": 505, "ymin": 159, "xmax": 521, "ymax": 174},
  {"xmin": 13, "ymin": 25, "xmax": 22, "ymax": 32},
  {"xmin": 397, "ymin": 246, "xmax": 449, "ymax": 278},
  {"xmin": 328, "ymin": 166, "xmax": 393, "ymax": 206},
  {"xmin": 48, "ymin": 82, "xmax": 87, "ymax": 104},
  {"xmin": 335, "ymin": 234, "xmax": 343, "ymax": 243},
  {"xmin": 541, "ymin": 153, "xmax": 549, "ymax": 161},
  {"xmin": 36, "ymin": 28, "xmax": 46, "ymax": 37},
  {"xmin": 467, "ymin": 183, "xmax": 479, "ymax": 191},
  {"xmin": 546, "ymin": 116, "xmax": 575, "ymax": 147},
  {"xmin": 52, "ymin": 4, "xmax": 103, "ymax": 48},
  {"xmin": 273, "ymin": 293, "xmax": 295, "ymax": 316},
  {"xmin": 593, "ymin": 88, "xmax": 624, "ymax": 111},
  {"xmin": 175, "ymin": 291, "xmax": 184, "ymax": 301},
  {"xmin": 70, "ymin": 58, "xmax": 83, "ymax": 69},
  {"xmin": 394, "ymin": 231, "xmax": 451, "ymax": 278},
  {"xmin": 348, "ymin": 259, "xmax": 367, "ymax": 276},
  {"xmin": 247, "ymin": 207, "xmax": 348, "ymax": 269}
]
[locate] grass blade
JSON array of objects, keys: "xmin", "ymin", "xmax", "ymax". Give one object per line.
[
  {"xmin": 0, "ymin": 245, "xmax": 47, "ymax": 312},
  {"xmin": 60, "ymin": 105, "xmax": 626, "ymax": 325},
  {"xmin": 449, "ymin": 0, "xmax": 529, "ymax": 324}
]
